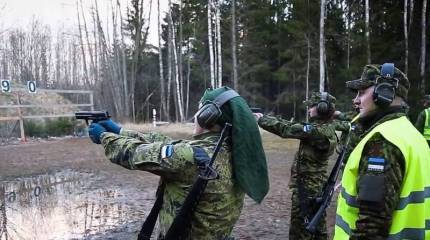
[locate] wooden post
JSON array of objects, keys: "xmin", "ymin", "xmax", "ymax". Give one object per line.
[
  {"xmin": 153, "ymin": 108, "xmax": 157, "ymax": 127},
  {"xmin": 89, "ymin": 92, "xmax": 94, "ymax": 111},
  {"xmin": 16, "ymin": 93, "xmax": 26, "ymax": 142}
]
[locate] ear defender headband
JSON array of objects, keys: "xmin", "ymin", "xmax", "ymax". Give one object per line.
[
  {"xmin": 373, "ymin": 63, "xmax": 398, "ymax": 107},
  {"xmin": 195, "ymin": 89, "xmax": 240, "ymax": 129},
  {"xmin": 316, "ymin": 91, "xmax": 332, "ymax": 116}
]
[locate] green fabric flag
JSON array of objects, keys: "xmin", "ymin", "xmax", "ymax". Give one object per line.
[{"xmin": 199, "ymin": 86, "xmax": 269, "ymax": 203}]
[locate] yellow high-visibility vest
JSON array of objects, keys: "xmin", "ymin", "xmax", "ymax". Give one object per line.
[
  {"xmin": 423, "ymin": 108, "xmax": 430, "ymax": 140},
  {"xmin": 334, "ymin": 116, "xmax": 430, "ymax": 240}
]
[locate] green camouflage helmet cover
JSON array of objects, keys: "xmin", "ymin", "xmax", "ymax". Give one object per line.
[
  {"xmin": 303, "ymin": 91, "xmax": 337, "ymax": 107},
  {"xmin": 346, "ymin": 64, "xmax": 410, "ymax": 100}
]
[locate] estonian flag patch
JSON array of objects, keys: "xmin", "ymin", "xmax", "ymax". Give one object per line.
[
  {"xmin": 161, "ymin": 145, "xmax": 174, "ymax": 159},
  {"xmin": 367, "ymin": 157, "xmax": 385, "ymax": 172}
]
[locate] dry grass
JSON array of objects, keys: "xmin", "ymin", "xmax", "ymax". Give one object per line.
[
  {"xmin": 260, "ymin": 130, "xmax": 299, "ymax": 152},
  {"xmin": 121, "ymin": 122, "xmax": 195, "ymax": 139}
]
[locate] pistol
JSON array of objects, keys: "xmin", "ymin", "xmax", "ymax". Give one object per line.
[
  {"xmin": 75, "ymin": 111, "xmax": 111, "ymax": 125},
  {"xmin": 250, "ymin": 107, "xmax": 263, "ymax": 114}
]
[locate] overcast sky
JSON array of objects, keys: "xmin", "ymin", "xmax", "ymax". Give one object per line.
[{"xmin": 0, "ymin": 0, "xmax": 169, "ymax": 46}]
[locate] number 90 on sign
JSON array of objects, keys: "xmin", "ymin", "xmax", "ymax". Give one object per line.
[{"xmin": 1, "ymin": 79, "xmax": 11, "ymax": 93}]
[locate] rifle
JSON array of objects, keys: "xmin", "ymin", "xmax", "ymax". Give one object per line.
[
  {"xmin": 75, "ymin": 111, "xmax": 110, "ymax": 125},
  {"xmin": 306, "ymin": 115, "xmax": 358, "ymax": 233},
  {"xmin": 163, "ymin": 123, "xmax": 232, "ymax": 240}
]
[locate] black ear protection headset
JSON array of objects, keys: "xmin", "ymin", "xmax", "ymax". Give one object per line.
[
  {"xmin": 373, "ymin": 63, "xmax": 399, "ymax": 107},
  {"xmin": 195, "ymin": 89, "xmax": 240, "ymax": 129},
  {"xmin": 316, "ymin": 92, "xmax": 333, "ymax": 116}
]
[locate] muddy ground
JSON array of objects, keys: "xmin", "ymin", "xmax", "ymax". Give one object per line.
[{"xmin": 0, "ymin": 126, "xmax": 338, "ymax": 240}]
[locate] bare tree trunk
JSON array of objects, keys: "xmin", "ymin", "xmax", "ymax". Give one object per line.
[
  {"xmin": 346, "ymin": 1, "xmax": 351, "ymax": 69},
  {"xmin": 178, "ymin": 0, "xmax": 184, "ymax": 110},
  {"xmin": 169, "ymin": 3, "xmax": 185, "ymax": 122},
  {"xmin": 158, "ymin": 0, "xmax": 167, "ymax": 120},
  {"xmin": 231, "ymin": 0, "xmax": 238, "ymax": 91},
  {"xmin": 81, "ymin": 0, "xmax": 95, "ymax": 86},
  {"xmin": 365, "ymin": 0, "xmax": 371, "ymax": 64},
  {"xmin": 208, "ymin": 0, "xmax": 215, "ymax": 88},
  {"xmin": 117, "ymin": 0, "xmax": 129, "ymax": 119},
  {"xmin": 306, "ymin": 33, "xmax": 310, "ymax": 122},
  {"xmin": 421, "ymin": 0, "xmax": 427, "ymax": 94},
  {"xmin": 186, "ymin": 40, "xmax": 191, "ymax": 119},
  {"xmin": 319, "ymin": 0, "xmax": 326, "ymax": 92},
  {"xmin": 167, "ymin": 3, "xmax": 173, "ymax": 122},
  {"xmin": 409, "ymin": 0, "xmax": 415, "ymax": 32},
  {"xmin": 404, "ymin": 0, "xmax": 409, "ymax": 75},
  {"xmin": 215, "ymin": 0, "xmax": 222, "ymax": 87}
]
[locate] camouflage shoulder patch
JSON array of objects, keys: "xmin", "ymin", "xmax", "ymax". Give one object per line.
[{"xmin": 161, "ymin": 145, "xmax": 174, "ymax": 159}]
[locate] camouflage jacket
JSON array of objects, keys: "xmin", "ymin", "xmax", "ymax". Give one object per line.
[
  {"xmin": 350, "ymin": 111, "xmax": 407, "ymax": 239},
  {"xmin": 100, "ymin": 129, "xmax": 245, "ymax": 240},
  {"xmin": 415, "ymin": 108, "xmax": 430, "ymax": 144},
  {"xmin": 258, "ymin": 115, "xmax": 337, "ymax": 195},
  {"xmin": 414, "ymin": 108, "xmax": 427, "ymax": 133}
]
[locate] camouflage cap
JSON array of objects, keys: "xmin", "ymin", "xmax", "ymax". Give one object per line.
[
  {"xmin": 346, "ymin": 64, "xmax": 410, "ymax": 99},
  {"xmin": 303, "ymin": 91, "xmax": 336, "ymax": 106}
]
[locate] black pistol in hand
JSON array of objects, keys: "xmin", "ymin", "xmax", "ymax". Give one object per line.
[
  {"xmin": 250, "ymin": 107, "xmax": 263, "ymax": 114},
  {"xmin": 75, "ymin": 111, "xmax": 111, "ymax": 125}
]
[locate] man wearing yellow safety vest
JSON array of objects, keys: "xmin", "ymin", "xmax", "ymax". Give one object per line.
[
  {"xmin": 334, "ymin": 63, "xmax": 430, "ymax": 239},
  {"xmin": 415, "ymin": 95, "xmax": 430, "ymax": 146}
]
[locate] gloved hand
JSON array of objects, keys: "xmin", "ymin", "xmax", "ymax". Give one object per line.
[
  {"xmin": 88, "ymin": 123, "xmax": 106, "ymax": 144},
  {"xmin": 192, "ymin": 147, "xmax": 211, "ymax": 167},
  {"xmin": 97, "ymin": 119, "xmax": 121, "ymax": 134}
]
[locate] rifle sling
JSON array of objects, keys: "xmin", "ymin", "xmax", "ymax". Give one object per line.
[{"xmin": 137, "ymin": 182, "xmax": 165, "ymax": 240}]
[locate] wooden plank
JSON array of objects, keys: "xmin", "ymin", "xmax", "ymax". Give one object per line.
[
  {"xmin": 0, "ymin": 104, "xmax": 93, "ymax": 108},
  {"xmin": 12, "ymin": 87, "xmax": 93, "ymax": 94},
  {"xmin": 0, "ymin": 116, "xmax": 20, "ymax": 121},
  {"xmin": 22, "ymin": 114, "xmax": 75, "ymax": 119}
]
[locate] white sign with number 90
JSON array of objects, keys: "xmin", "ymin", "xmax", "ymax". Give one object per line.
[{"xmin": 1, "ymin": 79, "xmax": 11, "ymax": 93}]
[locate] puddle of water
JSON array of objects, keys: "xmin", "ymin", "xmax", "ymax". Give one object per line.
[{"xmin": 0, "ymin": 169, "xmax": 155, "ymax": 240}]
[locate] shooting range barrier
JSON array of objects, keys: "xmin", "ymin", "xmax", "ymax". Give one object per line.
[{"xmin": 0, "ymin": 87, "xmax": 93, "ymax": 142}]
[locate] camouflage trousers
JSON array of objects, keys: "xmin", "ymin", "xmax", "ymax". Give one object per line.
[{"xmin": 289, "ymin": 191, "xmax": 327, "ymax": 240}]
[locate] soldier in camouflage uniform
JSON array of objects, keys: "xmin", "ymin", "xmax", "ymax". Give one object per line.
[
  {"xmin": 334, "ymin": 64, "xmax": 430, "ymax": 239},
  {"xmin": 254, "ymin": 92, "xmax": 338, "ymax": 240},
  {"xmin": 414, "ymin": 94, "xmax": 430, "ymax": 146},
  {"xmin": 87, "ymin": 86, "xmax": 269, "ymax": 240}
]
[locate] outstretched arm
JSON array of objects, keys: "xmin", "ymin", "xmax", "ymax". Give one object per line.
[
  {"xmin": 100, "ymin": 133, "xmax": 196, "ymax": 180},
  {"xmin": 257, "ymin": 115, "xmax": 309, "ymax": 140}
]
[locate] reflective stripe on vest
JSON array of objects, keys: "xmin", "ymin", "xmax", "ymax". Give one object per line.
[
  {"xmin": 334, "ymin": 116, "xmax": 430, "ymax": 240},
  {"xmin": 424, "ymin": 109, "xmax": 430, "ymax": 140}
]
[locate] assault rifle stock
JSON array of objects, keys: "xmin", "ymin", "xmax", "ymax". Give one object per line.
[{"xmin": 306, "ymin": 118, "xmax": 357, "ymax": 233}]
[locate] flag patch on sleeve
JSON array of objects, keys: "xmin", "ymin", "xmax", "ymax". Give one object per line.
[
  {"xmin": 161, "ymin": 145, "xmax": 174, "ymax": 159},
  {"xmin": 303, "ymin": 124, "xmax": 313, "ymax": 133},
  {"xmin": 367, "ymin": 157, "xmax": 385, "ymax": 172}
]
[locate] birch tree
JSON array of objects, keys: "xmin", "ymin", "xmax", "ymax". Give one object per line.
[
  {"xmin": 169, "ymin": 1, "xmax": 185, "ymax": 122},
  {"xmin": 365, "ymin": 0, "xmax": 371, "ymax": 64},
  {"xmin": 421, "ymin": 0, "xmax": 427, "ymax": 94},
  {"xmin": 404, "ymin": 0, "xmax": 409, "ymax": 75},
  {"xmin": 215, "ymin": 0, "xmax": 222, "ymax": 87},
  {"xmin": 76, "ymin": 0, "xmax": 89, "ymax": 86},
  {"xmin": 158, "ymin": 0, "xmax": 167, "ymax": 120},
  {"xmin": 231, "ymin": 0, "xmax": 238, "ymax": 91},
  {"xmin": 319, "ymin": 0, "xmax": 326, "ymax": 92},
  {"xmin": 208, "ymin": 0, "xmax": 215, "ymax": 88}
]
